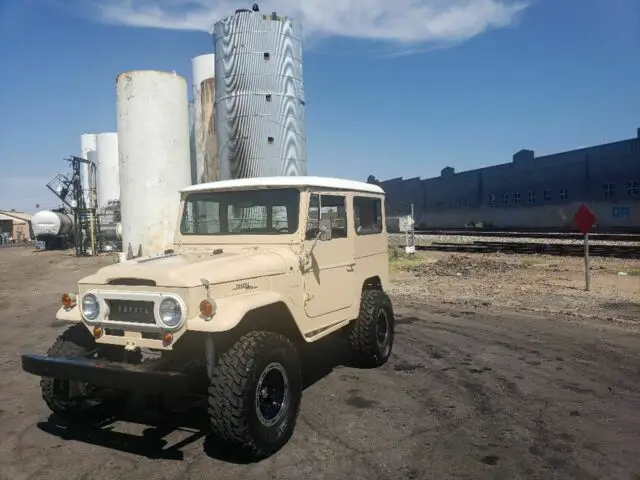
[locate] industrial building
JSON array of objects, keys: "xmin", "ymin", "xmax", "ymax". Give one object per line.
[
  {"xmin": 0, "ymin": 211, "xmax": 32, "ymax": 243},
  {"xmin": 381, "ymin": 127, "xmax": 640, "ymax": 231}
]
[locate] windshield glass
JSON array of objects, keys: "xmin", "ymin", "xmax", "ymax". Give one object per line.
[{"xmin": 180, "ymin": 188, "xmax": 300, "ymax": 235}]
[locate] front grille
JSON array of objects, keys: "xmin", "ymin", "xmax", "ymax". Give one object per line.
[{"xmin": 106, "ymin": 300, "xmax": 156, "ymax": 324}]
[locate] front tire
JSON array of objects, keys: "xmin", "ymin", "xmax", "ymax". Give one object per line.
[
  {"xmin": 207, "ymin": 331, "xmax": 303, "ymax": 460},
  {"xmin": 40, "ymin": 323, "xmax": 119, "ymax": 425},
  {"xmin": 349, "ymin": 289, "xmax": 395, "ymax": 367}
]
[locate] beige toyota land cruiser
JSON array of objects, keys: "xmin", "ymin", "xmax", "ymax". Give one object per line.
[{"xmin": 21, "ymin": 176, "xmax": 395, "ymax": 460}]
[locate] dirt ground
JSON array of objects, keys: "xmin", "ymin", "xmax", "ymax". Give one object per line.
[
  {"xmin": 1, "ymin": 247, "xmax": 639, "ymax": 479},
  {"xmin": 389, "ymin": 250, "xmax": 640, "ymax": 326}
]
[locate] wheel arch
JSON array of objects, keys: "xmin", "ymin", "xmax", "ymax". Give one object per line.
[
  {"xmin": 188, "ymin": 291, "xmax": 306, "ymax": 344},
  {"xmin": 362, "ymin": 275, "xmax": 383, "ymax": 291}
]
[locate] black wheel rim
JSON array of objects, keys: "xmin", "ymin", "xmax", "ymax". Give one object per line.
[
  {"xmin": 255, "ymin": 362, "xmax": 289, "ymax": 427},
  {"xmin": 376, "ymin": 309, "xmax": 390, "ymax": 355}
]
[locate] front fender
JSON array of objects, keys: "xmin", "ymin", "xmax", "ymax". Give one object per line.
[
  {"xmin": 187, "ymin": 291, "xmax": 293, "ymax": 332},
  {"xmin": 55, "ymin": 305, "xmax": 82, "ymax": 323}
]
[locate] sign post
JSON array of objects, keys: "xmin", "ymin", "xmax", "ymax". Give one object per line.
[
  {"xmin": 399, "ymin": 212, "xmax": 415, "ymax": 254},
  {"xmin": 572, "ymin": 203, "xmax": 597, "ymax": 291}
]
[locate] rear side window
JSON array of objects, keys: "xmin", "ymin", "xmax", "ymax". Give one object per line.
[{"xmin": 354, "ymin": 196, "xmax": 382, "ymax": 235}]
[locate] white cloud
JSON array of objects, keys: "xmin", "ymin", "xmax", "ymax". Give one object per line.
[{"xmin": 73, "ymin": 0, "xmax": 529, "ymax": 47}]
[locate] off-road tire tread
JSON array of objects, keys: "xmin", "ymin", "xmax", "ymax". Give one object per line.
[
  {"xmin": 40, "ymin": 323, "xmax": 112, "ymax": 422},
  {"xmin": 207, "ymin": 330, "xmax": 301, "ymax": 459},
  {"xmin": 349, "ymin": 289, "xmax": 394, "ymax": 367}
]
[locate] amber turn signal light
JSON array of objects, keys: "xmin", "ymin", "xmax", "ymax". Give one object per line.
[
  {"xmin": 62, "ymin": 293, "xmax": 76, "ymax": 308},
  {"xmin": 200, "ymin": 299, "xmax": 215, "ymax": 317},
  {"xmin": 162, "ymin": 332, "xmax": 174, "ymax": 346},
  {"xmin": 93, "ymin": 326, "xmax": 104, "ymax": 339}
]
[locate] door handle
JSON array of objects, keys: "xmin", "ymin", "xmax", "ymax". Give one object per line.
[{"xmin": 346, "ymin": 263, "xmax": 355, "ymax": 272}]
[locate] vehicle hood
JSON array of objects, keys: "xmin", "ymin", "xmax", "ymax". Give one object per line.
[{"xmin": 78, "ymin": 248, "xmax": 290, "ymax": 287}]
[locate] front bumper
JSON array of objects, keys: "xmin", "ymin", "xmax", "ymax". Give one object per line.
[{"xmin": 21, "ymin": 354, "xmax": 192, "ymax": 394}]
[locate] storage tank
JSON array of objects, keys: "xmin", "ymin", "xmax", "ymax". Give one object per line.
[
  {"xmin": 96, "ymin": 132, "xmax": 120, "ymax": 209},
  {"xmin": 189, "ymin": 99, "xmax": 196, "ymax": 184},
  {"xmin": 201, "ymin": 77, "xmax": 219, "ymax": 182},
  {"xmin": 191, "ymin": 54, "xmax": 217, "ymax": 183},
  {"xmin": 31, "ymin": 210, "xmax": 73, "ymax": 237},
  {"xmin": 214, "ymin": 8, "xmax": 307, "ymax": 179},
  {"xmin": 80, "ymin": 133, "xmax": 97, "ymax": 207},
  {"xmin": 116, "ymin": 70, "xmax": 192, "ymax": 258}
]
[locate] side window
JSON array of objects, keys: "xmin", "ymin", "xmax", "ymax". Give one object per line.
[
  {"xmin": 354, "ymin": 196, "xmax": 382, "ymax": 235},
  {"xmin": 305, "ymin": 194, "xmax": 347, "ymax": 240}
]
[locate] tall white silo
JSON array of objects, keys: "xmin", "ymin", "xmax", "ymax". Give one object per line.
[
  {"xmin": 96, "ymin": 132, "xmax": 119, "ymax": 209},
  {"xmin": 116, "ymin": 70, "xmax": 191, "ymax": 258},
  {"xmin": 80, "ymin": 133, "xmax": 97, "ymax": 207},
  {"xmin": 214, "ymin": 7, "xmax": 307, "ymax": 179},
  {"xmin": 191, "ymin": 54, "xmax": 217, "ymax": 183}
]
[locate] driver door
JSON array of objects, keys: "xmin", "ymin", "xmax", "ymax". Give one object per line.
[{"xmin": 303, "ymin": 192, "xmax": 355, "ymax": 318}]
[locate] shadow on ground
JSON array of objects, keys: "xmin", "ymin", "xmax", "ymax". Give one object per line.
[{"xmin": 36, "ymin": 330, "xmax": 360, "ymax": 464}]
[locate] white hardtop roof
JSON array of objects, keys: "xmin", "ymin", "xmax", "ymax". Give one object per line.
[{"xmin": 181, "ymin": 176, "xmax": 385, "ymax": 195}]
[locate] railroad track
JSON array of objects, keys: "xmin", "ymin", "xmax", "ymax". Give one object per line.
[
  {"xmin": 412, "ymin": 230, "xmax": 640, "ymax": 242},
  {"xmin": 413, "ymin": 240, "xmax": 640, "ymax": 259}
]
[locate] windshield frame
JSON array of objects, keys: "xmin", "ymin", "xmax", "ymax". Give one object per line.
[{"xmin": 177, "ymin": 187, "xmax": 303, "ymax": 241}]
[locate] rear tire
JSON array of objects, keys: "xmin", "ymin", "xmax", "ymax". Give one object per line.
[
  {"xmin": 40, "ymin": 323, "xmax": 119, "ymax": 425},
  {"xmin": 207, "ymin": 331, "xmax": 303, "ymax": 460},
  {"xmin": 349, "ymin": 290, "xmax": 395, "ymax": 367}
]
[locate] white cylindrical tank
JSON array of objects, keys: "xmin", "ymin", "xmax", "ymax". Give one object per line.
[
  {"xmin": 31, "ymin": 210, "xmax": 74, "ymax": 237},
  {"xmin": 96, "ymin": 132, "xmax": 120, "ymax": 209},
  {"xmin": 191, "ymin": 54, "xmax": 215, "ymax": 184},
  {"xmin": 116, "ymin": 70, "xmax": 192, "ymax": 258},
  {"xmin": 80, "ymin": 133, "xmax": 97, "ymax": 207}
]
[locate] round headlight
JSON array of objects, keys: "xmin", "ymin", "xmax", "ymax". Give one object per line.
[
  {"xmin": 81, "ymin": 293, "xmax": 100, "ymax": 321},
  {"xmin": 159, "ymin": 297, "xmax": 182, "ymax": 327}
]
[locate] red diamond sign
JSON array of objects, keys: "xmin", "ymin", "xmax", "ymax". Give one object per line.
[{"xmin": 573, "ymin": 203, "xmax": 597, "ymax": 235}]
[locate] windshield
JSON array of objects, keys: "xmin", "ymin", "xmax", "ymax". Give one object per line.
[{"xmin": 180, "ymin": 188, "xmax": 300, "ymax": 235}]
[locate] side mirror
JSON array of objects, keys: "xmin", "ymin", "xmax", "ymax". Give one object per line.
[{"xmin": 319, "ymin": 218, "xmax": 332, "ymax": 241}]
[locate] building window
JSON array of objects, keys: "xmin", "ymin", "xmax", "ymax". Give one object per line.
[
  {"xmin": 500, "ymin": 193, "xmax": 508, "ymax": 205},
  {"xmin": 512, "ymin": 192, "xmax": 521, "ymax": 204},
  {"xmin": 528, "ymin": 190, "xmax": 535, "ymax": 203},
  {"xmin": 604, "ymin": 183, "xmax": 615, "ymax": 198},
  {"xmin": 488, "ymin": 194, "xmax": 496, "ymax": 207},
  {"xmin": 628, "ymin": 181, "xmax": 639, "ymax": 196},
  {"xmin": 560, "ymin": 188, "xmax": 568, "ymax": 200},
  {"xmin": 543, "ymin": 189, "xmax": 551, "ymax": 201}
]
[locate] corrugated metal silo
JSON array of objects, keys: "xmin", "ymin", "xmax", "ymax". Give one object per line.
[
  {"xmin": 96, "ymin": 132, "xmax": 120, "ymax": 209},
  {"xmin": 191, "ymin": 54, "xmax": 217, "ymax": 183},
  {"xmin": 214, "ymin": 8, "xmax": 307, "ymax": 179},
  {"xmin": 116, "ymin": 70, "xmax": 191, "ymax": 258},
  {"xmin": 80, "ymin": 133, "xmax": 97, "ymax": 206}
]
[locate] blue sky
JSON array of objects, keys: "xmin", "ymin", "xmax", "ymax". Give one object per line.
[{"xmin": 0, "ymin": 0, "xmax": 637, "ymax": 212}]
